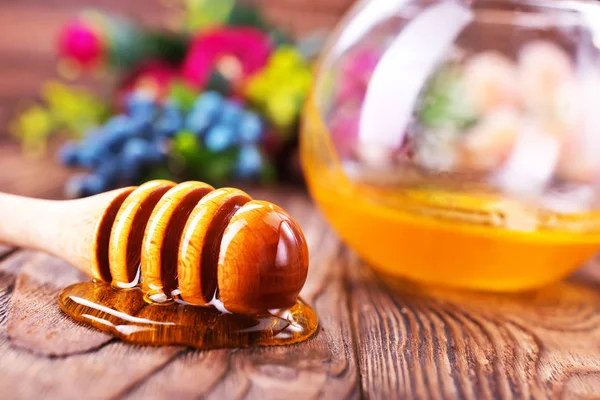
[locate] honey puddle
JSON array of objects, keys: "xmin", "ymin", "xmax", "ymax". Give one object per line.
[{"xmin": 59, "ymin": 282, "xmax": 318, "ymax": 349}]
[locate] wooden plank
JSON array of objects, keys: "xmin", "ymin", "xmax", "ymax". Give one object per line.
[
  {"xmin": 7, "ymin": 253, "xmax": 111, "ymax": 356},
  {"xmin": 0, "ymin": 251, "xmax": 185, "ymax": 398},
  {"xmin": 348, "ymin": 252, "xmax": 600, "ymax": 398},
  {"xmin": 261, "ymin": 6, "xmax": 341, "ymax": 36},
  {"xmin": 0, "ymin": 251, "xmax": 27, "ymax": 338},
  {"xmin": 121, "ymin": 193, "xmax": 361, "ymax": 399},
  {"xmin": 0, "ymin": 143, "xmax": 69, "ymax": 198}
]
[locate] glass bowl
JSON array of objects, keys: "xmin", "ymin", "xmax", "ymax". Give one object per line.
[{"xmin": 301, "ymin": 0, "xmax": 600, "ymax": 291}]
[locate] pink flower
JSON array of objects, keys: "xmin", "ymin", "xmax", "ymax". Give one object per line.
[
  {"xmin": 181, "ymin": 27, "xmax": 272, "ymax": 90},
  {"xmin": 57, "ymin": 18, "xmax": 105, "ymax": 68}
]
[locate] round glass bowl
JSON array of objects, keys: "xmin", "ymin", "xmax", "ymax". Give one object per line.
[{"xmin": 301, "ymin": 0, "xmax": 600, "ymax": 291}]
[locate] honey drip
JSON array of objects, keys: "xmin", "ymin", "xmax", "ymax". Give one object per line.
[{"xmin": 59, "ymin": 282, "xmax": 318, "ymax": 349}]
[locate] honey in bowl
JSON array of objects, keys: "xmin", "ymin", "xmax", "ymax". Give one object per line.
[{"xmin": 301, "ymin": 0, "xmax": 600, "ymax": 291}]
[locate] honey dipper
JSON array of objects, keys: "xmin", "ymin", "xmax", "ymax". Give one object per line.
[{"xmin": 0, "ymin": 180, "xmax": 309, "ymax": 314}]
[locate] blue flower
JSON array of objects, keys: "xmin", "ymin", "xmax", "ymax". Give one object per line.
[
  {"xmin": 192, "ymin": 91, "xmax": 224, "ymax": 119},
  {"xmin": 77, "ymin": 143, "xmax": 104, "ymax": 169},
  {"xmin": 103, "ymin": 115, "xmax": 134, "ymax": 152},
  {"xmin": 238, "ymin": 111, "xmax": 263, "ymax": 143},
  {"xmin": 126, "ymin": 92, "xmax": 156, "ymax": 120},
  {"xmin": 95, "ymin": 158, "xmax": 120, "ymax": 186},
  {"xmin": 120, "ymin": 138, "xmax": 150, "ymax": 182},
  {"xmin": 156, "ymin": 104, "xmax": 183, "ymax": 138},
  {"xmin": 185, "ymin": 108, "xmax": 212, "ymax": 136},
  {"xmin": 204, "ymin": 124, "xmax": 237, "ymax": 152},
  {"xmin": 235, "ymin": 145, "xmax": 263, "ymax": 178},
  {"xmin": 218, "ymin": 101, "xmax": 243, "ymax": 127},
  {"xmin": 83, "ymin": 174, "xmax": 108, "ymax": 196}
]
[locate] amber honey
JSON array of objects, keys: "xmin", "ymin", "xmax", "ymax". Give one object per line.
[
  {"xmin": 301, "ymin": 96, "xmax": 600, "ymax": 291},
  {"xmin": 59, "ymin": 282, "xmax": 318, "ymax": 349},
  {"xmin": 54, "ymin": 179, "xmax": 317, "ymax": 349}
]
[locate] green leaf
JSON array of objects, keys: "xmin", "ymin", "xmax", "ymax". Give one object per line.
[
  {"xmin": 172, "ymin": 130, "xmax": 201, "ymax": 159},
  {"xmin": 168, "ymin": 81, "xmax": 199, "ymax": 113},
  {"xmin": 107, "ymin": 21, "xmax": 148, "ymax": 69},
  {"xmin": 191, "ymin": 147, "xmax": 239, "ymax": 186}
]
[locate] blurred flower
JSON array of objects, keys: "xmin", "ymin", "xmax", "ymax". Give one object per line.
[
  {"xmin": 42, "ymin": 81, "xmax": 107, "ymax": 135},
  {"xmin": 169, "ymin": 91, "xmax": 271, "ymax": 185},
  {"xmin": 245, "ymin": 46, "xmax": 312, "ymax": 135},
  {"xmin": 10, "ymin": 105, "xmax": 53, "ymax": 158},
  {"xmin": 57, "ymin": 10, "xmax": 189, "ymax": 77},
  {"xmin": 57, "ymin": 14, "xmax": 106, "ymax": 69},
  {"xmin": 45, "ymin": 2, "xmax": 313, "ymax": 194},
  {"xmin": 181, "ymin": 27, "xmax": 272, "ymax": 91},
  {"xmin": 11, "ymin": 81, "xmax": 107, "ymax": 158}
]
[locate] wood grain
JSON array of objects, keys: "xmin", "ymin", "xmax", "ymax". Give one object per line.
[
  {"xmin": 349, "ymin": 251, "xmax": 600, "ymax": 398},
  {"xmin": 7, "ymin": 252, "xmax": 110, "ymax": 356},
  {"xmin": 0, "ymin": 251, "xmax": 185, "ymax": 399},
  {"xmin": 0, "ymin": 143, "xmax": 69, "ymax": 198},
  {"xmin": 5, "ymin": 148, "xmax": 600, "ymax": 398}
]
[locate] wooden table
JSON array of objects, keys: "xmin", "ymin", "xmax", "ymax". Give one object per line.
[
  {"xmin": 4, "ymin": 144, "xmax": 600, "ymax": 399},
  {"xmin": 4, "ymin": 1, "xmax": 600, "ymax": 399}
]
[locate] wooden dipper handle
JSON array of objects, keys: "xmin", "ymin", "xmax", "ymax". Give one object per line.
[{"xmin": 0, "ymin": 180, "xmax": 309, "ymax": 314}]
